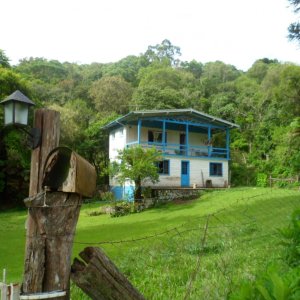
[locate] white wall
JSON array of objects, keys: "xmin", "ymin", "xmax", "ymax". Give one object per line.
[
  {"xmin": 109, "ymin": 127, "xmax": 126, "ymax": 161},
  {"xmin": 144, "ymin": 157, "xmax": 228, "ymax": 188}
]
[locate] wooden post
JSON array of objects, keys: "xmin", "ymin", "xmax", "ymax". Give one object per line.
[
  {"xmin": 22, "ymin": 109, "xmax": 95, "ymax": 299},
  {"xmin": 22, "ymin": 109, "xmax": 74, "ymax": 293},
  {"xmin": 22, "ymin": 109, "xmax": 60, "ymax": 294},
  {"xmin": 23, "ymin": 192, "xmax": 82, "ymax": 299},
  {"xmin": 71, "ymin": 247, "xmax": 145, "ymax": 300}
]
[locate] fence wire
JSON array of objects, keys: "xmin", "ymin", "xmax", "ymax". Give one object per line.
[
  {"xmin": 67, "ymin": 188, "xmax": 300, "ymax": 299},
  {"xmin": 10, "ymin": 188, "xmax": 298, "ymax": 299}
]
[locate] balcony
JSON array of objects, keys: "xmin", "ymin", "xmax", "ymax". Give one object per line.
[{"xmin": 126, "ymin": 141, "xmax": 229, "ymax": 159}]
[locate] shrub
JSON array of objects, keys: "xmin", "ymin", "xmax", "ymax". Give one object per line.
[
  {"xmin": 256, "ymin": 173, "xmax": 268, "ymax": 187},
  {"xmin": 110, "ymin": 201, "xmax": 133, "ymax": 217},
  {"xmin": 101, "ymin": 191, "xmax": 115, "ymax": 202},
  {"xmin": 279, "ymin": 209, "xmax": 300, "ymax": 267}
]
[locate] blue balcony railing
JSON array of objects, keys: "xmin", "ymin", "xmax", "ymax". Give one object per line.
[{"xmin": 126, "ymin": 141, "xmax": 229, "ymax": 159}]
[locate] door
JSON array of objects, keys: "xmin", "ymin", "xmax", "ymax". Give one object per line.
[
  {"xmin": 180, "ymin": 133, "xmax": 186, "ymax": 155},
  {"xmin": 181, "ymin": 161, "xmax": 190, "ymax": 187}
]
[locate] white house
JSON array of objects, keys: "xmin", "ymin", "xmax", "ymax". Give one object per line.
[{"xmin": 103, "ymin": 109, "xmax": 239, "ymax": 200}]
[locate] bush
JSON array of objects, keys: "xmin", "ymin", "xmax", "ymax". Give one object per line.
[
  {"xmin": 256, "ymin": 173, "xmax": 268, "ymax": 187},
  {"xmin": 110, "ymin": 201, "xmax": 133, "ymax": 217},
  {"xmin": 279, "ymin": 209, "xmax": 300, "ymax": 267},
  {"xmin": 100, "ymin": 191, "xmax": 115, "ymax": 201}
]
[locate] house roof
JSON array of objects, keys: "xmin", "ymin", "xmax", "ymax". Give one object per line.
[{"xmin": 103, "ymin": 108, "xmax": 239, "ymax": 130}]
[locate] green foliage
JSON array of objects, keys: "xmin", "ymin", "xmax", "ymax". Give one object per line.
[
  {"xmin": 231, "ymin": 266, "xmax": 300, "ymax": 300},
  {"xmin": 144, "ymin": 39, "xmax": 181, "ymax": 66},
  {"xmin": 256, "ymin": 173, "xmax": 268, "ymax": 187},
  {"xmin": 231, "ymin": 209, "xmax": 300, "ymax": 300},
  {"xmin": 279, "ymin": 209, "xmax": 300, "ymax": 267},
  {"xmin": 89, "ymin": 75, "xmax": 133, "ymax": 114},
  {"xmin": 111, "ymin": 146, "xmax": 161, "ymax": 200},
  {"xmin": 0, "ymin": 50, "xmax": 10, "ymax": 68},
  {"xmin": 99, "ymin": 191, "xmax": 115, "ymax": 202},
  {"xmin": 110, "ymin": 201, "xmax": 134, "ymax": 217},
  {"xmin": 288, "ymin": 0, "xmax": 300, "ymax": 42},
  {"xmin": 2, "ymin": 41, "xmax": 300, "ymax": 205}
]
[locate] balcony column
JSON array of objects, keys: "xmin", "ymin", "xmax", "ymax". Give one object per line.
[
  {"xmin": 137, "ymin": 119, "xmax": 142, "ymax": 145},
  {"xmin": 208, "ymin": 126, "xmax": 211, "ymax": 157},
  {"xmin": 226, "ymin": 128, "xmax": 230, "ymax": 160},
  {"xmin": 162, "ymin": 119, "xmax": 166, "ymax": 151},
  {"xmin": 186, "ymin": 123, "xmax": 189, "ymax": 156}
]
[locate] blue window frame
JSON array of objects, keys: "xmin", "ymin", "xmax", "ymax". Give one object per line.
[
  {"xmin": 156, "ymin": 160, "xmax": 170, "ymax": 175},
  {"xmin": 210, "ymin": 162, "xmax": 223, "ymax": 176}
]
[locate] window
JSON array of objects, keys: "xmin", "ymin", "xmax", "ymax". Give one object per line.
[
  {"xmin": 210, "ymin": 162, "xmax": 223, "ymax": 176},
  {"xmin": 148, "ymin": 130, "xmax": 167, "ymax": 143},
  {"xmin": 156, "ymin": 160, "xmax": 170, "ymax": 175}
]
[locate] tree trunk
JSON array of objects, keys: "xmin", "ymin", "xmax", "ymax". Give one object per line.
[
  {"xmin": 134, "ymin": 178, "xmax": 142, "ymax": 201},
  {"xmin": 71, "ymin": 247, "xmax": 145, "ymax": 300}
]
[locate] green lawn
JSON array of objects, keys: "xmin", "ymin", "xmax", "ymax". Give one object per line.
[{"xmin": 0, "ymin": 187, "xmax": 299, "ymax": 299}]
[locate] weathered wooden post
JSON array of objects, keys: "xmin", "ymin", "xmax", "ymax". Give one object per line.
[
  {"xmin": 21, "ymin": 109, "xmax": 96, "ymax": 299},
  {"xmin": 22, "ymin": 109, "xmax": 60, "ymax": 295},
  {"xmin": 71, "ymin": 247, "xmax": 145, "ymax": 300}
]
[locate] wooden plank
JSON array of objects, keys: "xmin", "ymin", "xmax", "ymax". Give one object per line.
[{"xmin": 71, "ymin": 247, "xmax": 145, "ymax": 300}]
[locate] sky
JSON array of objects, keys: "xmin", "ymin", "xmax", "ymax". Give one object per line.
[{"xmin": 1, "ymin": 0, "xmax": 299, "ymax": 71}]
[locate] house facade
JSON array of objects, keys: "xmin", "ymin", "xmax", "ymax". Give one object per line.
[{"xmin": 103, "ymin": 109, "xmax": 239, "ymax": 200}]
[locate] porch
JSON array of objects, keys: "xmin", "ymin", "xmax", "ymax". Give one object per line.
[{"xmin": 125, "ymin": 117, "xmax": 230, "ymax": 160}]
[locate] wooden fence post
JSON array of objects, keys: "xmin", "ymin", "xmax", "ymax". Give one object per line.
[
  {"xmin": 22, "ymin": 109, "xmax": 60, "ymax": 295},
  {"xmin": 22, "ymin": 108, "xmax": 95, "ymax": 299},
  {"xmin": 71, "ymin": 247, "xmax": 145, "ymax": 300}
]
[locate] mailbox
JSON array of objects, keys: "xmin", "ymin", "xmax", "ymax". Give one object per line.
[{"xmin": 42, "ymin": 147, "xmax": 96, "ymax": 198}]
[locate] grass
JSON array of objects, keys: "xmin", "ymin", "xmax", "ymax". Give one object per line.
[{"xmin": 0, "ymin": 187, "xmax": 299, "ymax": 299}]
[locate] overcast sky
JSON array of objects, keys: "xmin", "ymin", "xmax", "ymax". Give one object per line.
[{"xmin": 1, "ymin": 0, "xmax": 299, "ymax": 71}]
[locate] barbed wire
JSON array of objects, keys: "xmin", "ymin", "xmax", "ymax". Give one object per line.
[{"xmin": 3, "ymin": 188, "xmax": 300, "ymax": 299}]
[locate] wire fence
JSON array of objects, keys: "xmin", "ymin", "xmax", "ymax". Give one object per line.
[
  {"xmin": 68, "ymin": 188, "xmax": 300, "ymax": 300},
  {"xmin": 10, "ymin": 188, "xmax": 299, "ymax": 299}
]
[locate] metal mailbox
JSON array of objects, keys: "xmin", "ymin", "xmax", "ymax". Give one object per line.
[{"xmin": 42, "ymin": 147, "xmax": 96, "ymax": 198}]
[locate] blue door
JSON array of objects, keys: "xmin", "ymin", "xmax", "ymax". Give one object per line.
[{"xmin": 181, "ymin": 161, "xmax": 190, "ymax": 187}]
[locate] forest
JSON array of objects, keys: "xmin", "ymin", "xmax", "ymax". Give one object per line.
[{"xmin": 0, "ymin": 39, "xmax": 300, "ymax": 207}]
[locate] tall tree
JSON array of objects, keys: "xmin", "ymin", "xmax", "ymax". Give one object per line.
[
  {"xmin": 144, "ymin": 39, "xmax": 181, "ymax": 66},
  {"xmin": 288, "ymin": 0, "xmax": 300, "ymax": 42}
]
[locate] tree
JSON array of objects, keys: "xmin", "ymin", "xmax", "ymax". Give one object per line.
[
  {"xmin": 89, "ymin": 75, "xmax": 133, "ymax": 115},
  {"xmin": 288, "ymin": 0, "xmax": 300, "ymax": 42},
  {"xmin": 0, "ymin": 50, "xmax": 10, "ymax": 68},
  {"xmin": 132, "ymin": 63, "xmax": 200, "ymax": 109},
  {"xmin": 144, "ymin": 39, "xmax": 181, "ymax": 66},
  {"xmin": 111, "ymin": 146, "xmax": 161, "ymax": 200},
  {"xmin": 49, "ymin": 99, "xmax": 93, "ymax": 148},
  {"xmin": 0, "ymin": 66, "xmax": 31, "ymax": 205},
  {"xmin": 102, "ymin": 55, "xmax": 149, "ymax": 86}
]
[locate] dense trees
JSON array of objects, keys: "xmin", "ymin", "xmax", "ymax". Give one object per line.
[{"xmin": 1, "ymin": 39, "xmax": 300, "ymax": 205}]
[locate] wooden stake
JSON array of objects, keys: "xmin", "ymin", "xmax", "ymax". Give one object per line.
[{"xmin": 71, "ymin": 247, "xmax": 145, "ymax": 300}]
